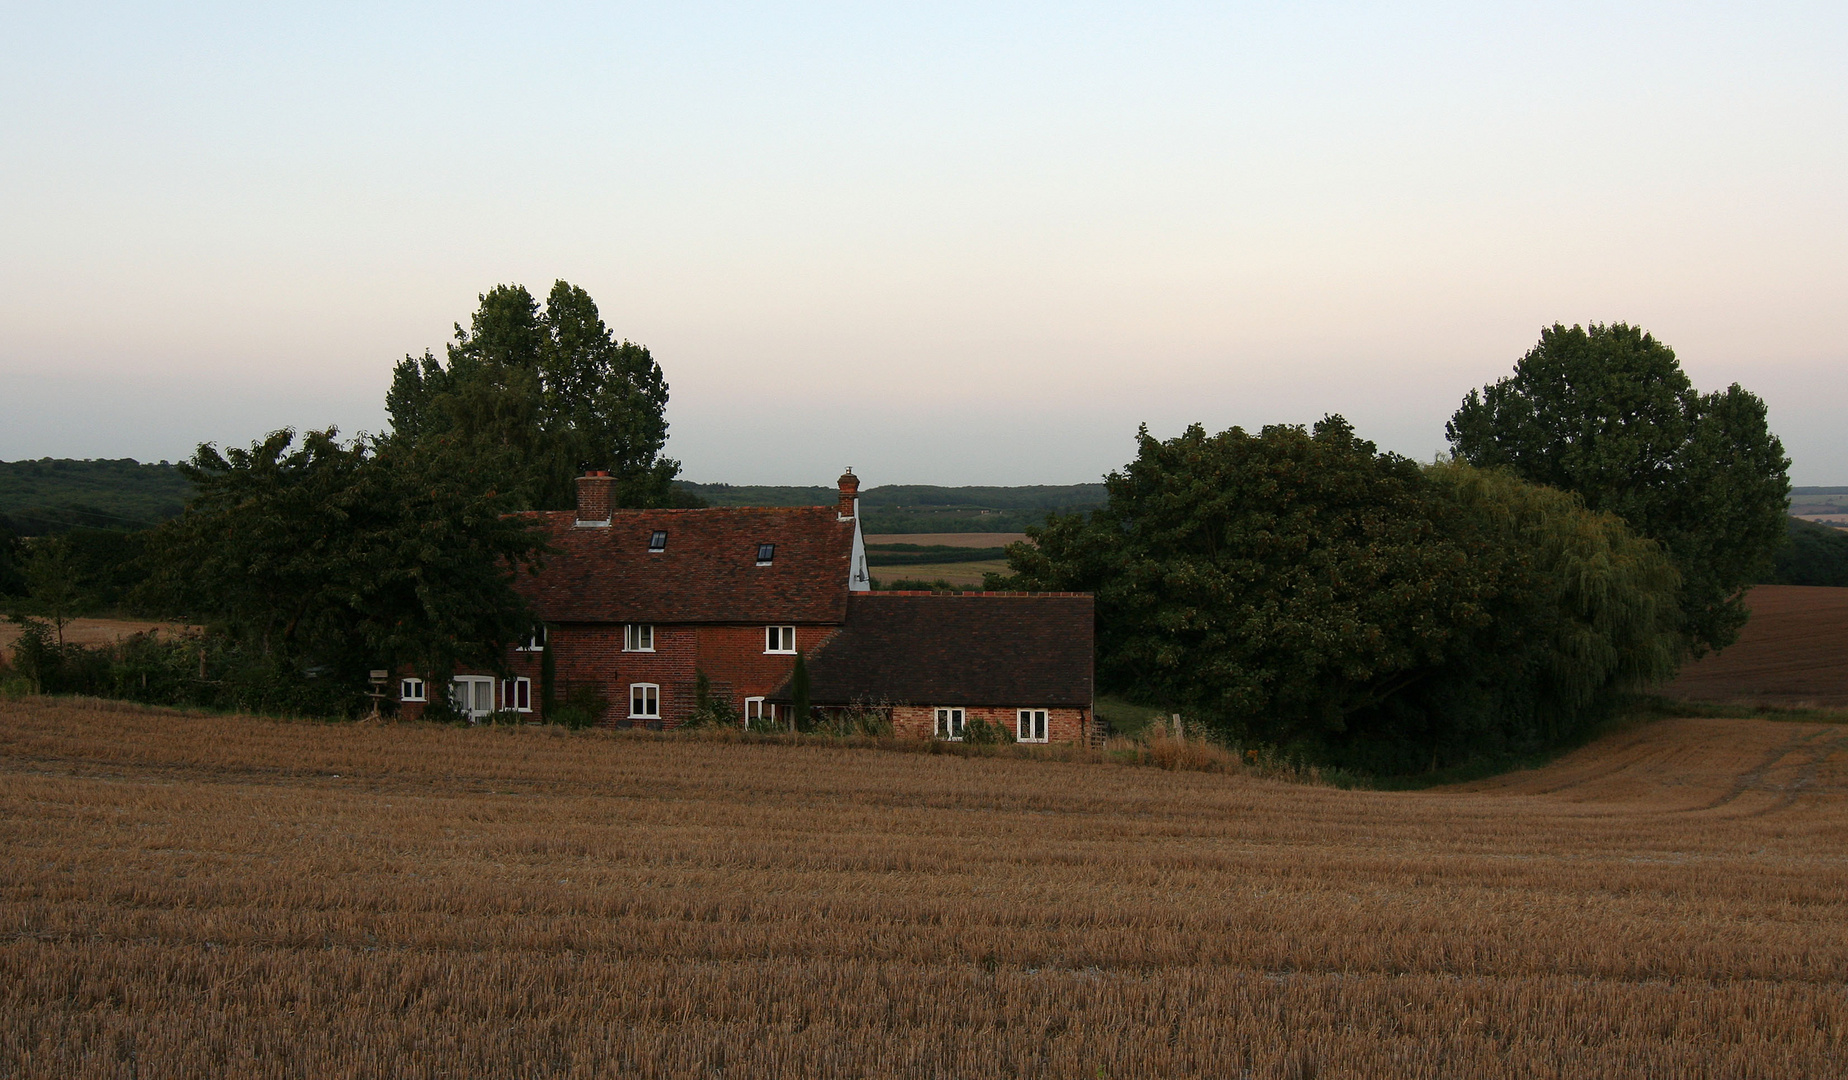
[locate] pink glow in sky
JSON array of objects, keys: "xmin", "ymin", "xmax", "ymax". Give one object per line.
[{"xmin": 3, "ymin": 3, "xmax": 1843, "ymax": 484}]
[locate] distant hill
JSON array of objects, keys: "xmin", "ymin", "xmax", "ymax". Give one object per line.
[
  {"xmin": 0, "ymin": 459, "xmax": 193, "ymax": 535},
  {"xmin": 674, "ymin": 482, "xmax": 1108, "ymax": 533},
  {"xmin": 1790, "ymin": 486, "xmax": 1848, "ymax": 522}
]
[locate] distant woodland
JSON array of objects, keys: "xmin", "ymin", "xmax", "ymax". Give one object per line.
[
  {"xmin": 0, "ymin": 458, "xmax": 192, "ymax": 534},
  {"xmin": 674, "ymin": 481, "xmax": 1107, "ymax": 533}
]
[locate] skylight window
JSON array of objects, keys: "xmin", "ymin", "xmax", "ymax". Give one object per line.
[
  {"xmin": 648, "ymin": 530, "xmax": 667, "ymax": 552},
  {"xmin": 756, "ymin": 543, "xmax": 775, "ymax": 565}
]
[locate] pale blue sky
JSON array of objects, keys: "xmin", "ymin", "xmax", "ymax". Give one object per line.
[{"xmin": 3, "ymin": 2, "xmax": 1844, "ymax": 484}]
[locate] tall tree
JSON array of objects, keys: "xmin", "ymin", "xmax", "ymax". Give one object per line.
[
  {"xmin": 1447, "ymin": 323, "xmax": 1789, "ymax": 655},
  {"xmin": 995, "ymin": 420, "xmax": 1683, "ymax": 772},
  {"xmin": 386, "ymin": 281, "xmax": 681, "ymax": 509},
  {"xmin": 145, "ymin": 428, "xmax": 548, "ymax": 696}
]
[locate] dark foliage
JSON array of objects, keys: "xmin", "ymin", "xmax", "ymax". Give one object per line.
[
  {"xmin": 139, "ymin": 428, "xmax": 549, "ymax": 715},
  {"xmin": 1765, "ymin": 517, "xmax": 1848, "ymax": 587},
  {"xmin": 0, "ymin": 522, "xmax": 26, "ymax": 598},
  {"xmin": 997, "ymin": 419, "xmax": 1680, "ymax": 773},
  {"xmin": 387, "ymin": 281, "xmax": 682, "ymax": 511},
  {"xmin": 1448, "ymin": 323, "xmax": 1789, "ymax": 655},
  {"xmin": 0, "ymin": 457, "xmax": 193, "ymax": 535},
  {"xmin": 1, "ymin": 619, "xmax": 368, "ymax": 717}
]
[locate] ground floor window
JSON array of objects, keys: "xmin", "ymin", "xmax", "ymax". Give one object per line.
[
  {"xmin": 400, "ymin": 678, "xmax": 425, "ymax": 702},
  {"xmin": 503, "ymin": 677, "xmax": 532, "ymax": 712},
  {"xmin": 630, "ymin": 683, "xmax": 660, "ymax": 719},
  {"xmin": 450, "ymin": 676, "xmax": 495, "ymax": 719},
  {"xmin": 1018, "ymin": 709, "xmax": 1048, "ymax": 743},
  {"xmin": 935, "ymin": 707, "xmax": 965, "ymax": 740}
]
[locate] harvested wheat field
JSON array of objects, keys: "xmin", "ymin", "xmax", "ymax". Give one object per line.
[
  {"xmin": 0, "ymin": 617, "xmax": 196, "ymax": 658},
  {"xmin": 2, "ymin": 699, "xmax": 1844, "ymax": 1079},
  {"xmin": 1667, "ymin": 585, "xmax": 1848, "ymax": 707}
]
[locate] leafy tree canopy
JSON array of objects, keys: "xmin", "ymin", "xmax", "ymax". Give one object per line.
[
  {"xmin": 387, "ymin": 281, "xmax": 684, "ymax": 510},
  {"xmin": 1447, "ymin": 323, "xmax": 1789, "ymax": 655},
  {"xmin": 995, "ymin": 419, "xmax": 1682, "ymax": 772},
  {"xmin": 143, "ymin": 428, "xmax": 549, "ymax": 701},
  {"xmin": 1765, "ymin": 517, "xmax": 1848, "ymax": 587}
]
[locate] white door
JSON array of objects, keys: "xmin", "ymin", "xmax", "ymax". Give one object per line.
[{"xmin": 450, "ymin": 677, "xmax": 496, "ymax": 720}]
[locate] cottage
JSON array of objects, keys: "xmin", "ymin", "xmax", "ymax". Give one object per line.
[
  {"xmin": 766, "ymin": 591, "xmax": 1095, "ymax": 742},
  {"xmin": 397, "ymin": 469, "xmax": 1097, "ymax": 743}
]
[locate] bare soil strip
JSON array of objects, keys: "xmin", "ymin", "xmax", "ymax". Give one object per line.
[{"xmin": 2, "ymin": 699, "xmax": 1843, "ymax": 1078}]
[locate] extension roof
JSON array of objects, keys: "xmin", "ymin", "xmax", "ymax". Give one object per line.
[
  {"xmin": 514, "ymin": 507, "xmax": 856, "ymax": 624},
  {"xmin": 770, "ymin": 592, "xmax": 1094, "ymax": 707}
]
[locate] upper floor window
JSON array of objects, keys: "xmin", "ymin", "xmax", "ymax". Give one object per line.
[
  {"xmin": 629, "ymin": 683, "xmax": 660, "ymax": 718},
  {"xmin": 756, "ymin": 543, "xmax": 775, "ymax": 565},
  {"xmin": 648, "ymin": 530, "xmax": 667, "ymax": 552},
  {"xmin": 516, "ymin": 625, "xmax": 546, "ymax": 652},
  {"xmin": 1017, "ymin": 709, "xmax": 1049, "ymax": 744},
  {"xmin": 765, "ymin": 625, "xmax": 796, "ymax": 653},
  {"xmin": 624, "ymin": 623, "xmax": 654, "ymax": 652}
]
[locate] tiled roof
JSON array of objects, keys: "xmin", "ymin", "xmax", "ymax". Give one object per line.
[
  {"xmin": 770, "ymin": 592, "xmax": 1094, "ymax": 707},
  {"xmin": 515, "ymin": 507, "xmax": 856, "ymax": 624}
]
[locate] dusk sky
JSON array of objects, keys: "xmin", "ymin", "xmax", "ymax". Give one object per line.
[{"xmin": 3, "ymin": 3, "xmax": 1843, "ymax": 485}]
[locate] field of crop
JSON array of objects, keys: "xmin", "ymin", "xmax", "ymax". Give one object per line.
[
  {"xmin": 2, "ymin": 698, "xmax": 1843, "ymax": 1078},
  {"xmin": 1667, "ymin": 585, "xmax": 1848, "ymax": 706}
]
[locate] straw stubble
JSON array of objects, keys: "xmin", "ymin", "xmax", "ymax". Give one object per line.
[{"xmin": 2, "ymin": 699, "xmax": 1843, "ymax": 1078}]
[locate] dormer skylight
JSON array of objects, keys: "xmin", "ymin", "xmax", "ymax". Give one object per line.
[
  {"xmin": 648, "ymin": 530, "xmax": 668, "ymax": 552},
  {"xmin": 756, "ymin": 543, "xmax": 775, "ymax": 565}
]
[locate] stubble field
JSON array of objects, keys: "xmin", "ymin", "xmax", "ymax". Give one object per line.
[{"xmin": 1, "ymin": 698, "xmax": 1844, "ymax": 1078}]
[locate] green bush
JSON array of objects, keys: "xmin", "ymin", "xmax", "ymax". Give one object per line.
[
  {"xmin": 548, "ymin": 682, "xmax": 608, "ymax": 730},
  {"xmin": 962, "ymin": 716, "xmax": 1015, "ymax": 745}
]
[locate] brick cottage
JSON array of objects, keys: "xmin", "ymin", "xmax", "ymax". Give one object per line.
[{"xmin": 397, "ymin": 470, "xmax": 1098, "ymax": 744}]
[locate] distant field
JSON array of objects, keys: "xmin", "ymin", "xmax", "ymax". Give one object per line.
[
  {"xmin": 1666, "ymin": 585, "xmax": 1848, "ymax": 706},
  {"xmin": 2, "ymin": 698, "xmax": 1841, "ymax": 1077},
  {"xmin": 869, "ymin": 560, "xmax": 1009, "ymax": 588},
  {"xmin": 0, "ymin": 617, "xmax": 194, "ymax": 659},
  {"xmin": 867, "ymin": 532, "xmax": 1030, "ymax": 548}
]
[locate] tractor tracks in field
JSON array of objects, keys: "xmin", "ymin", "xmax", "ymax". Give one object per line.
[{"xmin": 1700, "ymin": 725, "xmax": 1848, "ymax": 815}]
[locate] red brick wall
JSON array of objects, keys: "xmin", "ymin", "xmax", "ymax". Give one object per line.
[
  {"xmin": 396, "ymin": 648, "xmax": 545, "ymax": 722},
  {"xmin": 400, "ymin": 622, "xmax": 845, "ymax": 727},
  {"xmin": 890, "ymin": 705, "xmax": 1094, "ymax": 745}
]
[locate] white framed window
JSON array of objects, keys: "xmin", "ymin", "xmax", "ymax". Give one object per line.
[
  {"xmin": 502, "ymin": 677, "xmax": 532, "ymax": 712},
  {"xmin": 629, "ymin": 682, "xmax": 660, "ymax": 719},
  {"xmin": 450, "ymin": 676, "xmax": 495, "ymax": 719},
  {"xmin": 400, "ymin": 677, "xmax": 425, "ymax": 702},
  {"xmin": 935, "ymin": 707, "xmax": 965, "ymax": 741},
  {"xmin": 624, "ymin": 623, "xmax": 654, "ymax": 652},
  {"xmin": 755, "ymin": 543, "xmax": 775, "ymax": 565},
  {"xmin": 516, "ymin": 625, "xmax": 546, "ymax": 652},
  {"xmin": 647, "ymin": 529, "xmax": 667, "ymax": 552},
  {"xmin": 765, "ymin": 625, "xmax": 796, "ymax": 653},
  {"xmin": 744, "ymin": 696, "xmax": 767, "ymax": 728},
  {"xmin": 1017, "ymin": 709, "xmax": 1049, "ymax": 744}
]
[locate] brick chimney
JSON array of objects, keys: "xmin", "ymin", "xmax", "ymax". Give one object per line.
[
  {"xmin": 837, "ymin": 468, "xmax": 859, "ymax": 521},
  {"xmin": 576, "ymin": 469, "xmax": 614, "ymax": 527}
]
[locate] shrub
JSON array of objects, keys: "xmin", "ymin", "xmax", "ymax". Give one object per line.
[
  {"xmin": 962, "ymin": 717, "xmax": 1014, "ymax": 745},
  {"xmin": 548, "ymin": 682, "xmax": 609, "ymax": 730}
]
